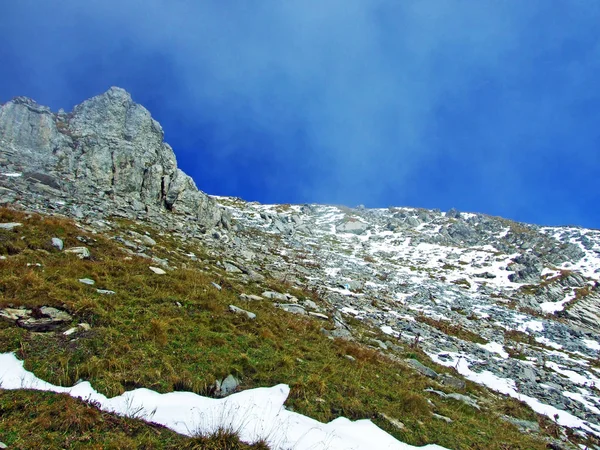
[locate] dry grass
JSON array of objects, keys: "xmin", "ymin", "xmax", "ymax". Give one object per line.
[{"xmin": 0, "ymin": 207, "xmax": 558, "ymax": 449}]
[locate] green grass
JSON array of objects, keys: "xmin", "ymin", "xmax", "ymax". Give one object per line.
[
  {"xmin": 0, "ymin": 390, "xmax": 267, "ymax": 449},
  {"xmin": 0, "ymin": 207, "xmax": 559, "ymax": 449}
]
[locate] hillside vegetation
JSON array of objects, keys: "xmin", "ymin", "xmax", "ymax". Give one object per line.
[{"xmin": 0, "ymin": 207, "xmax": 565, "ymax": 449}]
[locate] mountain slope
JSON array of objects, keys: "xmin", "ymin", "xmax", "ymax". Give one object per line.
[{"xmin": 1, "ymin": 88, "xmax": 599, "ymax": 449}]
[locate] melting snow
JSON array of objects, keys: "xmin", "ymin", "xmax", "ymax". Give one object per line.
[
  {"xmin": 477, "ymin": 342, "xmax": 509, "ymax": 359},
  {"xmin": 324, "ymin": 267, "xmax": 341, "ymax": 277},
  {"xmin": 517, "ymin": 319, "xmax": 544, "ymax": 333},
  {"xmin": 583, "ymin": 339, "xmax": 600, "ymax": 351},
  {"xmin": 0, "ymin": 353, "xmax": 447, "ymax": 450},
  {"xmin": 381, "ymin": 326, "xmax": 400, "ymax": 337},
  {"xmin": 540, "ymin": 291, "xmax": 576, "ymax": 314},
  {"xmin": 428, "ymin": 351, "xmax": 600, "ymax": 437}
]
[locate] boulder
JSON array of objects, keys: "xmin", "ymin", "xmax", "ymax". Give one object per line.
[
  {"xmin": 217, "ymin": 374, "xmax": 240, "ymax": 397},
  {"xmin": 239, "ymin": 294, "xmax": 263, "ymax": 301},
  {"xmin": 262, "ymin": 291, "xmax": 288, "ymax": 301},
  {"xmin": 275, "ymin": 304, "xmax": 307, "ymax": 315},
  {"xmin": 0, "ymin": 222, "xmax": 22, "ymax": 230},
  {"xmin": 51, "ymin": 237, "xmax": 64, "ymax": 250},
  {"xmin": 229, "ymin": 305, "xmax": 256, "ymax": 320},
  {"xmin": 223, "ymin": 261, "xmax": 242, "ymax": 273},
  {"xmin": 336, "ymin": 220, "xmax": 368, "ymax": 235},
  {"xmin": 438, "ymin": 373, "xmax": 466, "ymax": 390},
  {"xmin": 65, "ymin": 247, "xmax": 91, "ymax": 259},
  {"xmin": 16, "ymin": 306, "xmax": 72, "ymax": 332},
  {"xmin": 406, "ymin": 359, "xmax": 438, "ymax": 378}
]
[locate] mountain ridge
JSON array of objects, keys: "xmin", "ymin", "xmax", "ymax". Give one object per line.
[{"xmin": 1, "ymin": 87, "xmax": 600, "ymax": 448}]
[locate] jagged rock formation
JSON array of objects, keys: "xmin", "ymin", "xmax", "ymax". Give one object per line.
[{"xmin": 0, "ymin": 87, "xmax": 228, "ymax": 231}]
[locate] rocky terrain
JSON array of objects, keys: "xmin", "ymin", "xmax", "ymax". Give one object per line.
[
  {"xmin": 213, "ymin": 199, "xmax": 600, "ymax": 436},
  {"xmin": 1, "ymin": 88, "xmax": 599, "ymax": 448}
]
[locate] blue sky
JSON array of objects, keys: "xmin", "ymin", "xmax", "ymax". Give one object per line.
[{"xmin": 1, "ymin": 1, "xmax": 599, "ymax": 228}]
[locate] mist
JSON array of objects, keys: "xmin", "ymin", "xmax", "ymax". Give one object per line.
[{"xmin": 2, "ymin": 0, "xmax": 600, "ymax": 226}]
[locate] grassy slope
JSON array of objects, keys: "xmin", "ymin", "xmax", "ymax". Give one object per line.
[{"xmin": 0, "ymin": 207, "xmax": 555, "ymax": 449}]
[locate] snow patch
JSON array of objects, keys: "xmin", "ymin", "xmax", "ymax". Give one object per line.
[
  {"xmin": 0, "ymin": 353, "xmax": 447, "ymax": 450},
  {"xmin": 477, "ymin": 342, "xmax": 509, "ymax": 359}
]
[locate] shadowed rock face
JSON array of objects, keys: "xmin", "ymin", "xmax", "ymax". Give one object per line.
[{"xmin": 0, "ymin": 87, "xmax": 227, "ymax": 231}]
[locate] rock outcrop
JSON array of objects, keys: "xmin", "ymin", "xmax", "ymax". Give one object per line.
[{"xmin": 0, "ymin": 87, "xmax": 228, "ymax": 231}]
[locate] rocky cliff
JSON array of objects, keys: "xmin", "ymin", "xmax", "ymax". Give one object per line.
[{"xmin": 0, "ymin": 87, "xmax": 228, "ymax": 231}]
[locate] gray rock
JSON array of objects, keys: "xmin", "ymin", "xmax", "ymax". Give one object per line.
[
  {"xmin": 275, "ymin": 303, "xmax": 307, "ymax": 315},
  {"xmin": 508, "ymin": 253, "xmax": 543, "ymax": 283},
  {"xmin": 0, "ymin": 441, "xmax": 7, "ymax": 449},
  {"xmin": 0, "ymin": 88, "xmax": 227, "ymax": 231},
  {"xmin": 438, "ymin": 373, "xmax": 466, "ymax": 390},
  {"xmin": 219, "ymin": 374, "xmax": 240, "ymax": 396},
  {"xmin": 474, "ymin": 271, "xmax": 496, "ymax": 279},
  {"xmin": 79, "ymin": 278, "xmax": 95, "ymax": 285},
  {"xmin": 406, "ymin": 359, "xmax": 438, "ymax": 378},
  {"xmin": 446, "ymin": 393, "xmax": 480, "ymax": 410},
  {"xmin": 378, "ymin": 413, "xmax": 406, "ymax": 430},
  {"xmin": 96, "ymin": 289, "xmax": 115, "ymax": 295},
  {"xmin": 446, "ymin": 208, "xmax": 461, "ymax": 219},
  {"xmin": 502, "ymin": 416, "xmax": 540, "ymax": 433},
  {"xmin": 65, "ymin": 247, "xmax": 91, "ymax": 259},
  {"xmin": 223, "ymin": 261, "xmax": 242, "ymax": 273},
  {"xmin": 239, "ymin": 293, "xmax": 263, "ymax": 301},
  {"xmin": 262, "ymin": 291, "xmax": 288, "ymax": 301},
  {"xmin": 425, "ymin": 388, "xmax": 480, "ymax": 410},
  {"xmin": 322, "ymin": 327, "xmax": 354, "ymax": 340},
  {"xmin": 229, "ymin": 305, "xmax": 256, "ymax": 320},
  {"xmin": 51, "ymin": 237, "xmax": 64, "ymax": 250},
  {"xmin": 0, "ymin": 222, "xmax": 22, "ymax": 230},
  {"xmin": 432, "ymin": 413, "xmax": 453, "ymax": 423},
  {"xmin": 337, "ymin": 279, "xmax": 363, "ymax": 291},
  {"xmin": 521, "ymin": 366, "xmax": 537, "ymax": 383},
  {"xmin": 303, "ymin": 299, "xmax": 318, "ymax": 310},
  {"xmin": 308, "ymin": 312, "xmax": 329, "ymax": 320},
  {"xmin": 211, "ymin": 282, "xmax": 222, "ymax": 290},
  {"xmin": 336, "ymin": 220, "xmax": 368, "ymax": 235},
  {"xmin": 149, "ymin": 266, "xmax": 166, "ymax": 275},
  {"xmin": 372, "ymin": 339, "xmax": 388, "ymax": 350},
  {"xmin": 16, "ymin": 306, "xmax": 72, "ymax": 332},
  {"xmin": 0, "ymin": 308, "xmax": 32, "ymax": 321}
]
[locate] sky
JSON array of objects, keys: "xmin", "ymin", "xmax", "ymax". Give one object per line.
[{"xmin": 1, "ymin": 1, "xmax": 599, "ymax": 228}]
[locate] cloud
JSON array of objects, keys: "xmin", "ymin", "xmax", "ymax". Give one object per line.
[{"xmin": 2, "ymin": 0, "xmax": 600, "ymax": 225}]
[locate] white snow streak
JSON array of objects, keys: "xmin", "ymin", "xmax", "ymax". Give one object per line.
[{"xmin": 0, "ymin": 353, "xmax": 446, "ymax": 450}]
